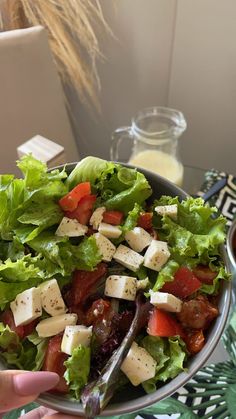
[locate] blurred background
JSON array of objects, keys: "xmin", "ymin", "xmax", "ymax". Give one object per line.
[{"xmin": 0, "ymin": 0, "xmax": 235, "ymax": 174}]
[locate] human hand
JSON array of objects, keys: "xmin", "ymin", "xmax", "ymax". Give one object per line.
[{"xmin": 0, "ymin": 370, "xmax": 76, "ymax": 418}]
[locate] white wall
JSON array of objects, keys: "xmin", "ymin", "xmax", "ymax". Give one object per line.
[
  {"xmin": 72, "ymin": 0, "xmax": 236, "ymax": 175},
  {"xmin": 168, "ymin": 0, "xmax": 236, "ymax": 173},
  {"xmin": 71, "ymin": 0, "xmax": 176, "ymax": 160}
]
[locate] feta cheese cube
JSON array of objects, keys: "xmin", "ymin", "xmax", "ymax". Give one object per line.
[
  {"xmin": 61, "ymin": 325, "xmax": 93, "ymax": 355},
  {"xmin": 55, "ymin": 217, "xmax": 88, "ymax": 237},
  {"xmin": 10, "ymin": 287, "xmax": 42, "ymax": 327},
  {"xmin": 150, "ymin": 291, "xmax": 182, "ymax": 312},
  {"xmin": 105, "ymin": 275, "xmax": 137, "ymax": 301},
  {"xmin": 155, "ymin": 204, "xmax": 178, "ymax": 220},
  {"xmin": 89, "ymin": 207, "xmax": 106, "ymax": 230},
  {"xmin": 144, "ymin": 240, "xmax": 170, "ymax": 271},
  {"xmin": 39, "ymin": 279, "xmax": 67, "ymax": 316},
  {"xmin": 113, "ymin": 244, "xmax": 144, "ymax": 272},
  {"xmin": 125, "ymin": 227, "xmax": 152, "ymax": 252},
  {"xmin": 121, "ymin": 342, "xmax": 157, "ymax": 386},
  {"xmin": 98, "ymin": 222, "xmax": 122, "ymax": 239},
  {"xmin": 93, "ymin": 232, "xmax": 116, "ymax": 262},
  {"xmin": 36, "ymin": 313, "xmax": 78, "ymax": 338}
]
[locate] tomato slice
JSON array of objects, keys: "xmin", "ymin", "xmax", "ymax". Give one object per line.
[
  {"xmin": 161, "ymin": 267, "xmax": 201, "ymax": 298},
  {"xmin": 43, "ymin": 335, "xmax": 69, "ymax": 394},
  {"xmin": 192, "ymin": 265, "xmax": 217, "ymax": 285},
  {"xmin": 65, "ymin": 194, "xmax": 96, "ymax": 225},
  {"xmin": 59, "ymin": 182, "xmax": 91, "ymax": 212},
  {"xmin": 102, "ymin": 210, "xmax": 124, "ymax": 225},
  {"xmin": 148, "ymin": 308, "xmax": 185, "ymax": 338},
  {"xmin": 137, "ymin": 212, "xmax": 153, "ymax": 230},
  {"xmin": 69, "ymin": 262, "xmax": 108, "ymax": 306}
]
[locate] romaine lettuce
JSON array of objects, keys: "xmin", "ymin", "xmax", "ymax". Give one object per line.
[
  {"xmin": 64, "ymin": 345, "xmax": 91, "ymax": 399},
  {"xmin": 141, "ymin": 335, "xmax": 186, "ymax": 393}
]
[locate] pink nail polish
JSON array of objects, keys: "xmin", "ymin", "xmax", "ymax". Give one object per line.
[{"xmin": 13, "ymin": 371, "xmax": 59, "ymax": 396}]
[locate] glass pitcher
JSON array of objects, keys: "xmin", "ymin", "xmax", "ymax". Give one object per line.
[{"xmin": 110, "ymin": 106, "xmax": 187, "ymax": 187}]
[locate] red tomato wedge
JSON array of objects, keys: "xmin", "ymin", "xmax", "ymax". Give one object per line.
[
  {"xmin": 0, "ymin": 310, "xmax": 37, "ymax": 339},
  {"xmin": 148, "ymin": 308, "xmax": 185, "ymax": 338},
  {"xmin": 70, "ymin": 262, "xmax": 108, "ymax": 306},
  {"xmin": 43, "ymin": 335, "xmax": 69, "ymax": 394},
  {"xmin": 192, "ymin": 265, "xmax": 217, "ymax": 285},
  {"xmin": 161, "ymin": 267, "xmax": 201, "ymax": 298},
  {"xmin": 137, "ymin": 212, "xmax": 153, "ymax": 230},
  {"xmin": 65, "ymin": 194, "xmax": 96, "ymax": 225},
  {"xmin": 102, "ymin": 210, "xmax": 124, "ymax": 225},
  {"xmin": 59, "ymin": 182, "xmax": 91, "ymax": 212}
]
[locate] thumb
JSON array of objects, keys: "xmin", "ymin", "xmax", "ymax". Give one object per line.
[{"xmin": 0, "ymin": 370, "xmax": 59, "ymax": 413}]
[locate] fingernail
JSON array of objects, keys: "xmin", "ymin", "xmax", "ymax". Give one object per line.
[{"xmin": 13, "ymin": 371, "xmax": 59, "ymax": 396}]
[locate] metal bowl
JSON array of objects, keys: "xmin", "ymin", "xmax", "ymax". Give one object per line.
[{"xmin": 2, "ymin": 162, "xmax": 232, "ymax": 417}]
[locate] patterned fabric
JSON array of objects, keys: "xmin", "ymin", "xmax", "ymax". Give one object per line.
[
  {"xmin": 198, "ymin": 169, "xmax": 236, "ymax": 227},
  {"xmin": 3, "ymin": 169, "xmax": 236, "ymax": 419}
]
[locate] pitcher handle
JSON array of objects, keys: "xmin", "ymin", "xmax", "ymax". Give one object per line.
[{"xmin": 110, "ymin": 126, "xmax": 133, "ymax": 161}]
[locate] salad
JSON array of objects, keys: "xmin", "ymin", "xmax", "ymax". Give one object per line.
[{"xmin": 0, "ymin": 156, "xmax": 230, "ymax": 410}]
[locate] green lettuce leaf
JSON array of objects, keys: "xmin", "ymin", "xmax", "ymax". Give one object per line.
[
  {"xmin": 141, "ymin": 335, "xmax": 186, "ymax": 393},
  {"xmin": 152, "ymin": 196, "xmax": 228, "ymax": 293},
  {"xmin": 0, "ymin": 255, "xmax": 41, "ymax": 282},
  {"xmin": 27, "ymin": 331, "xmax": 48, "ymax": 371},
  {"xmin": 152, "ymin": 260, "xmax": 179, "ymax": 291},
  {"xmin": 64, "ymin": 345, "xmax": 91, "ymax": 399},
  {"xmin": 0, "ymin": 237, "xmax": 25, "ymax": 262},
  {"xmin": 0, "ymin": 179, "xmax": 25, "ymax": 240},
  {"xmin": 66, "ymin": 156, "xmax": 152, "ymax": 214},
  {"xmin": 28, "ymin": 233, "xmax": 102, "ymax": 275},
  {"xmin": 0, "ymin": 155, "xmax": 67, "ymax": 241},
  {"xmin": 0, "ymin": 323, "xmax": 37, "ymax": 370}
]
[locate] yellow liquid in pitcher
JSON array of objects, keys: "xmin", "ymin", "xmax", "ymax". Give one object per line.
[{"xmin": 129, "ymin": 150, "xmax": 184, "ymax": 187}]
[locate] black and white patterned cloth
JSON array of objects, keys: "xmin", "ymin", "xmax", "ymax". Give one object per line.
[{"xmin": 198, "ymin": 169, "xmax": 236, "ymax": 227}]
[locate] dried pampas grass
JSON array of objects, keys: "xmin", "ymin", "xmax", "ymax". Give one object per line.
[{"xmin": 0, "ymin": 0, "xmax": 111, "ymax": 111}]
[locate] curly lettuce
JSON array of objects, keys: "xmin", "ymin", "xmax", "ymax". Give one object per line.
[{"xmin": 66, "ymin": 156, "xmax": 152, "ymax": 214}]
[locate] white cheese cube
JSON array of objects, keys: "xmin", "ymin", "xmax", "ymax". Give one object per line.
[
  {"xmin": 10, "ymin": 287, "xmax": 42, "ymax": 327},
  {"xmin": 61, "ymin": 325, "xmax": 93, "ymax": 355},
  {"xmin": 98, "ymin": 222, "xmax": 122, "ymax": 239},
  {"xmin": 93, "ymin": 232, "xmax": 116, "ymax": 262},
  {"xmin": 144, "ymin": 240, "xmax": 170, "ymax": 272},
  {"xmin": 105, "ymin": 275, "xmax": 137, "ymax": 301},
  {"xmin": 55, "ymin": 217, "xmax": 88, "ymax": 237},
  {"xmin": 36, "ymin": 313, "xmax": 78, "ymax": 338},
  {"xmin": 39, "ymin": 279, "xmax": 67, "ymax": 316},
  {"xmin": 150, "ymin": 291, "xmax": 182, "ymax": 312},
  {"xmin": 89, "ymin": 207, "xmax": 106, "ymax": 230},
  {"xmin": 121, "ymin": 342, "xmax": 157, "ymax": 386},
  {"xmin": 113, "ymin": 244, "xmax": 144, "ymax": 272},
  {"xmin": 125, "ymin": 227, "xmax": 152, "ymax": 253},
  {"xmin": 155, "ymin": 204, "xmax": 178, "ymax": 220}
]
